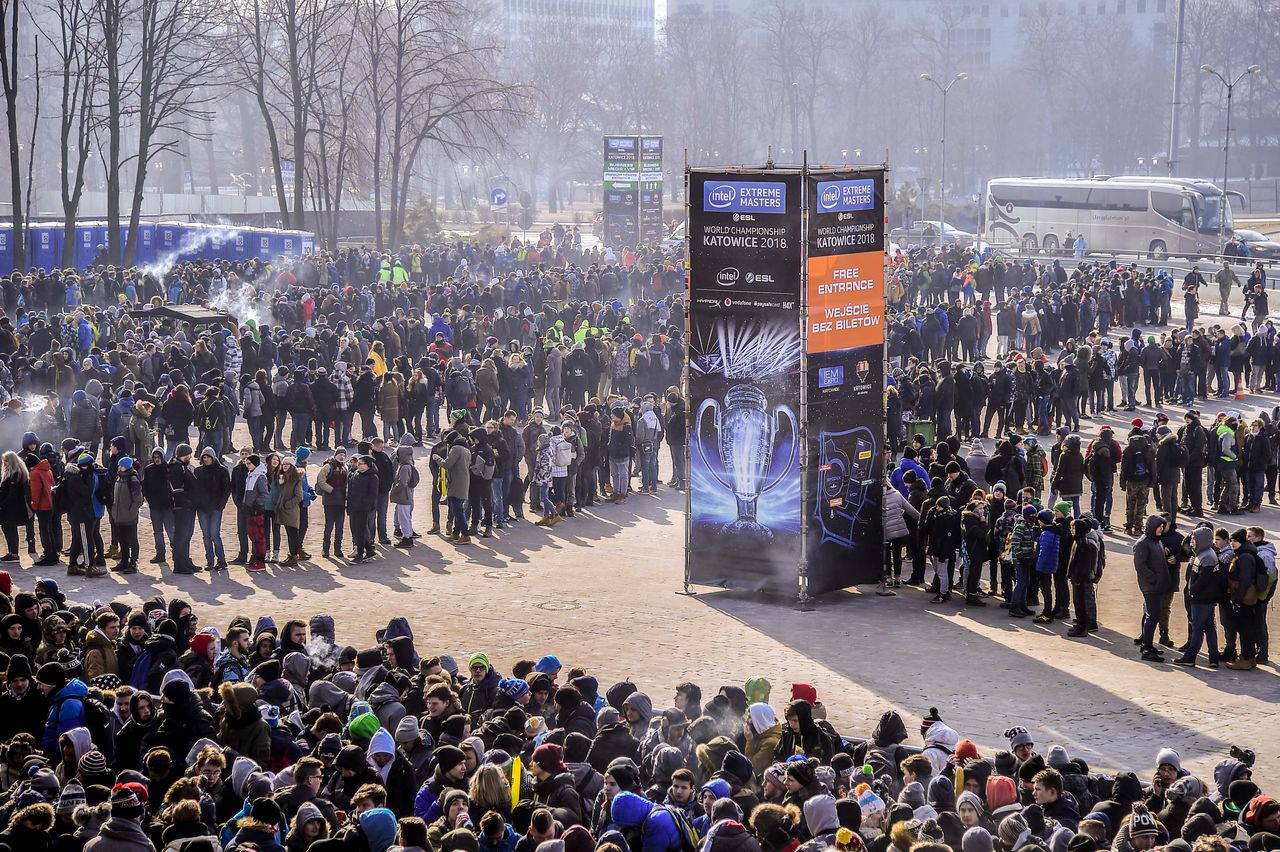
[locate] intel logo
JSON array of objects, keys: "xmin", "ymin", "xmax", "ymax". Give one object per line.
[
  {"xmin": 716, "ymin": 267, "xmax": 740, "ymax": 286},
  {"xmin": 819, "ymin": 185, "xmax": 841, "ymax": 210},
  {"xmin": 706, "ymin": 184, "xmax": 737, "ymax": 209}
]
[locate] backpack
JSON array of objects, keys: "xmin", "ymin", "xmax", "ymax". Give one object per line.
[
  {"xmin": 646, "ymin": 804, "xmax": 700, "ymax": 852},
  {"xmin": 1092, "ymin": 439, "xmax": 1112, "ymax": 471},
  {"xmin": 469, "ymin": 451, "xmax": 495, "ymax": 480},
  {"xmin": 1131, "ymin": 451, "xmax": 1149, "ymax": 482},
  {"xmin": 52, "ymin": 694, "xmax": 115, "ymax": 761}
]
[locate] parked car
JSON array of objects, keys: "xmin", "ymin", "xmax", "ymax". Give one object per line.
[
  {"xmin": 888, "ymin": 220, "xmax": 974, "ymax": 247},
  {"xmin": 1233, "ymin": 229, "xmax": 1280, "ymax": 260}
]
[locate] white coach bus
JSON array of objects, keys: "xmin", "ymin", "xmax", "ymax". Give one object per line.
[{"xmin": 985, "ymin": 176, "xmax": 1234, "ymax": 259}]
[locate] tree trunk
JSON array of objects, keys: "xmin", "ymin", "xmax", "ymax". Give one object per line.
[
  {"xmin": 1, "ymin": 0, "xmax": 26, "ymax": 270},
  {"xmin": 103, "ymin": 0, "xmax": 123, "ymax": 265}
]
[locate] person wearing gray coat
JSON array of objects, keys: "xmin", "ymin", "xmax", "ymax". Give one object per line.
[
  {"xmin": 109, "ymin": 458, "xmax": 144, "ymax": 574},
  {"xmin": 884, "ymin": 481, "xmax": 920, "ymax": 588}
]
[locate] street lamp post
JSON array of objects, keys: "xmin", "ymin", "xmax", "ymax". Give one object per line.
[
  {"xmin": 1201, "ymin": 63, "xmax": 1262, "ymax": 246},
  {"xmin": 920, "ymin": 71, "xmax": 969, "ymax": 236}
]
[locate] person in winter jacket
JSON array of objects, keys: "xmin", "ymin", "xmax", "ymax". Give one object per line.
[
  {"xmin": 108, "ymin": 457, "xmax": 143, "ymax": 574},
  {"xmin": 193, "ymin": 447, "xmax": 232, "ymax": 570},
  {"xmin": 1225, "ymin": 529, "xmax": 1262, "ymax": 669},
  {"xmin": 883, "ymin": 480, "xmax": 920, "ymax": 588},
  {"xmin": 921, "ymin": 495, "xmax": 960, "ymax": 603},
  {"xmin": 316, "ymin": 450, "xmax": 348, "ymax": 558},
  {"xmin": 1134, "ymin": 515, "xmax": 1175, "ymax": 661},
  {"xmin": 1066, "ymin": 516, "xmax": 1103, "ymax": 637},
  {"xmin": 1120, "ymin": 431, "xmax": 1155, "ymax": 536},
  {"xmin": 389, "ymin": 445, "xmax": 419, "ymax": 547},
  {"xmin": 1033, "ymin": 509, "xmax": 1062, "ymax": 624},
  {"xmin": 1174, "ymin": 526, "xmax": 1223, "ymax": 668},
  {"xmin": 609, "ymin": 790, "xmax": 684, "ymax": 852}
]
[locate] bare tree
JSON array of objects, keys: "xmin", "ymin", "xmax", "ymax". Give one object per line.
[
  {"xmin": 363, "ymin": 0, "xmax": 524, "ymax": 248},
  {"xmin": 33, "ymin": 0, "xmax": 99, "ymax": 265},
  {"xmin": 0, "ymin": 0, "xmax": 27, "ymax": 269},
  {"xmin": 309, "ymin": 2, "xmax": 364, "ymax": 250},
  {"xmin": 119, "ymin": 0, "xmax": 220, "ymax": 263}
]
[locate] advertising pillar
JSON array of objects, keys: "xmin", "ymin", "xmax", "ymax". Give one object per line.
[
  {"xmin": 804, "ymin": 169, "xmax": 887, "ymax": 593},
  {"xmin": 686, "ymin": 169, "xmax": 804, "ymax": 593}
]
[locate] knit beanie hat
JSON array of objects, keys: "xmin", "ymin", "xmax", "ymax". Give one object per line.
[
  {"xmin": 786, "ymin": 757, "xmax": 818, "ymax": 788},
  {"xmin": 856, "ymin": 783, "xmax": 886, "ymax": 817},
  {"xmin": 56, "ymin": 783, "xmax": 86, "ymax": 816},
  {"xmin": 998, "ymin": 813, "xmax": 1030, "ymax": 850},
  {"xmin": 531, "ymin": 743, "xmax": 568, "ymax": 775},
  {"xmin": 899, "ymin": 781, "xmax": 926, "ymax": 810},
  {"xmin": 1005, "ymin": 727, "xmax": 1034, "ymax": 749},
  {"xmin": 1129, "ymin": 804, "xmax": 1158, "ymax": 838},
  {"xmin": 110, "ymin": 783, "xmax": 145, "ymax": 820},
  {"xmin": 36, "ymin": 662, "xmax": 67, "ymax": 691},
  {"xmin": 433, "ymin": 745, "xmax": 467, "ymax": 776},
  {"xmin": 79, "ymin": 750, "xmax": 108, "ymax": 778},
  {"xmin": 964, "ymin": 827, "xmax": 995, "ymax": 852}
]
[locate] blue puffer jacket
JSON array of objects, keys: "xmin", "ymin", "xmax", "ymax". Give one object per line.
[
  {"xmin": 1035, "ymin": 527, "xmax": 1060, "ymax": 574},
  {"xmin": 609, "ymin": 791, "xmax": 683, "ymax": 852},
  {"xmin": 43, "ymin": 678, "xmax": 89, "ymax": 753}
]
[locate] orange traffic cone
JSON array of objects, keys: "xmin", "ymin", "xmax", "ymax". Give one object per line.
[{"xmin": 1236, "ymin": 381, "xmax": 1247, "ymax": 401}]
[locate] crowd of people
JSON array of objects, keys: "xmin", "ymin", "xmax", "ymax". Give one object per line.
[
  {"xmin": 0, "ymin": 586, "xmax": 1276, "ymax": 852},
  {"xmin": 0, "ymin": 226, "xmax": 688, "ymax": 575},
  {"xmin": 881, "ymin": 245, "xmax": 1280, "ymax": 671}
]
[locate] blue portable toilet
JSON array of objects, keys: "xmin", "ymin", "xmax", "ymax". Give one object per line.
[
  {"xmin": 132, "ymin": 222, "xmax": 157, "ymax": 266},
  {"xmin": 0, "ymin": 226, "xmax": 13, "ymax": 276},
  {"xmin": 28, "ymin": 224, "xmax": 63, "ymax": 271},
  {"xmin": 210, "ymin": 224, "xmax": 239, "ymax": 261},
  {"xmin": 278, "ymin": 231, "xmax": 298, "ymax": 258},
  {"xmin": 255, "ymin": 229, "xmax": 274, "ymax": 260},
  {"xmin": 227, "ymin": 229, "xmax": 251, "ymax": 262},
  {"xmin": 301, "ymin": 232, "xmax": 316, "ymax": 255},
  {"xmin": 92, "ymin": 223, "xmax": 113, "ymax": 260},
  {"xmin": 74, "ymin": 222, "xmax": 101, "ymax": 269},
  {"xmin": 157, "ymin": 222, "xmax": 182, "ymax": 258}
]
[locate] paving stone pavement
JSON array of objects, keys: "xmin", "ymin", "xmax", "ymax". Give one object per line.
[{"xmin": 13, "ymin": 278, "xmax": 1279, "ymax": 790}]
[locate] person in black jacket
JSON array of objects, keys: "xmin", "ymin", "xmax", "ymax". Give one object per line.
[
  {"xmin": 934, "ymin": 362, "xmax": 956, "ymax": 442},
  {"xmin": 230, "ymin": 447, "xmax": 250, "ymax": 564},
  {"xmin": 345, "ymin": 455, "xmax": 379, "ymax": 563},
  {"xmin": 1173, "ymin": 526, "xmax": 1223, "ymax": 668},
  {"xmin": 1177, "ymin": 411, "xmax": 1210, "ymax": 517},
  {"xmin": 167, "ymin": 444, "xmax": 199, "ymax": 575},
  {"xmin": 369, "ymin": 437, "xmax": 395, "ymax": 544},
  {"xmin": 1154, "ymin": 429, "xmax": 1186, "ymax": 527},
  {"xmin": 1052, "ymin": 434, "xmax": 1086, "ymax": 518},
  {"xmin": 665, "ymin": 393, "xmax": 686, "ymax": 490},
  {"xmin": 529, "ymin": 743, "xmax": 585, "ymax": 827},
  {"xmin": 63, "ymin": 452, "xmax": 107, "ymax": 577},
  {"xmin": 193, "ymin": 447, "xmax": 232, "ymax": 571},
  {"xmin": 1225, "ymin": 530, "xmax": 1261, "ymax": 670}
]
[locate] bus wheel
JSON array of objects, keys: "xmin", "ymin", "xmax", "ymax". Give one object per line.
[
  {"xmin": 1021, "ymin": 234, "xmax": 1038, "ymax": 254},
  {"xmin": 1148, "ymin": 240, "xmax": 1167, "ymax": 260},
  {"xmin": 1042, "ymin": 234, "xmax": 1060, "ymax": 255}
]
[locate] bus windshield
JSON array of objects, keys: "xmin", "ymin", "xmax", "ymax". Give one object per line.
[{"xmin": 1195, "ymin": 194, "xmax": 1233, "ymax": 234}]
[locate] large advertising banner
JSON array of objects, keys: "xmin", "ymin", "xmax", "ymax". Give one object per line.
[
  {"xmin": 687, "ymin": 170, "xmax": 804, "ymax": 593},
  {"xmin": 804, "ymin": 169, "xmax": 887, "ymax": 594}
]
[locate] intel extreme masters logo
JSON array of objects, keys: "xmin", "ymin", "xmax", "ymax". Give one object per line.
[
  {"xmin": 702, "ymin": 181, "xmax": 787, "ymax": 214},
  {"xmin": 816, "ymin": 179, "xmax": 875, "ymax": 213}
]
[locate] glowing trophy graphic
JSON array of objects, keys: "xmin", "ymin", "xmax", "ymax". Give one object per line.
[{"xmin": 696, "ymin": 381, "xmax": 799, "ymax": 541}]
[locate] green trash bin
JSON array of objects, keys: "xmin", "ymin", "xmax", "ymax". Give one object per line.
[{"xmin": 906, "ymin": 419, "xmax": 936, "ymax": 445}]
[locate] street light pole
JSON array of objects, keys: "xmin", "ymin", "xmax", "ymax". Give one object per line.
[
  {"xmin": 920, "ymin": 72, "xmax": 969, "ymax": 238},
  {"xmin": 1201, "ymin": 63, "xmax": 1262, "ymax": 247}
]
